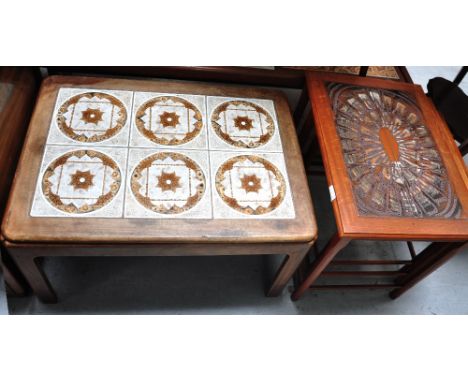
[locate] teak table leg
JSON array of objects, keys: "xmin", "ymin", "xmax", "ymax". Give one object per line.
[
  {"xmin": 10, "ymin": 255, "xmax": 57, "ymax": 303},
  {"xmin": 293, "ymin": 84, "xmax": 309, "ymax": 128},
  {"xmin": 5, "ymin": 241, "xmax": 313, "ymax": 303},
  {"xmin": 267, "ymin": 245, "xmax": 311, "ymax": 297},
  {"xmin": 394, "ymin": 242, "xmax": 446, "ymax": 283},
  {"xmin": 291, "ymin": 233, "xmax": 350, "ymax": 301},
  {"xmin": 2, "ymin": 263, "xmax": 26, "ymax": 296},
  {"xmin": 1, "ymin": 244, "xmax": 28, "ymax": 296},
  {"xmin": 390, "ymin": 242, "xmax": 466, "ymax": 299}
]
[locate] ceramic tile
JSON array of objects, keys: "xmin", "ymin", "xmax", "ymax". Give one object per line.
[
  {"xmin": 46, "ymin": 88, "xmax": 134, "ymax": 147},
  {"xmin": 30, "ymin": 145, "xmax": 127, "ymax": 218},
  {"xmin": 207, "ymin": 96, "xmax": 284, "ymax": 152},
  {"xmin": 124, "ymin": 148, "xmax": 212, "ymax": 219},
  {"xmin": 210, "ymin": 151, "xmax": 295, "ymax": 219},
  {"xmin": 32, "ymin": 87, "xmax": 296, "ymax": 220},
  {"xmin": 130, "ymin": 92, "xmax": 208, "ymax": 150}
]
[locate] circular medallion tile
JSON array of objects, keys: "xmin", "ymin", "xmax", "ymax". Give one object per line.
[
  {"xmin": 131, "ymin": 152, "xmax": 205, "ymax": 214},
  {"xmin": 57, "ymin": 92, "xmax": 127, "ymax": 142},
  {"xmin": 42, "ymin": 150, "xmax": 121, "ymax": 214},
  {"xmin": 211, "ymin": 100, "xmax": 275, "ymax": 149},
  {"xmin": 215, "ymin": 155, "xmax": 286, "ymax": 215},
  {"xmin": 135, "ymin": 96, "xmax": 203, "ymax": 145}
]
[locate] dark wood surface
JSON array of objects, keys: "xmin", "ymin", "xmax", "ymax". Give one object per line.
[
  {"xmin": 47, "ymin": 66, "xmax": 413, "ymax": 89},
  {"xmin": 0, "ymin": 67, "xmax": 38, "ymax": 217},
  {"xmin": 47, "ymin": 66, "xmax": 306, "ymax": 89},
  {"xmin": 0, "ymin": 67, "xmax": 39, "ymax": 296},
  {"xmin": 1, "ymin": 234, "xmax": 27, "ymax": 296},
  {"xmin": 2, "ymin": 75, "xmax": 317, "ymax": 244}
]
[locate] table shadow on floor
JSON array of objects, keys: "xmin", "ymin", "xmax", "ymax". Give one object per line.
[{"xmin": 8, "ymin": 254, "xmax": 294, "ymax": 314}]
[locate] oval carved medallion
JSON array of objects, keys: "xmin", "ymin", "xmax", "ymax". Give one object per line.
[{"xmin": 328, "ymin": 83, "xmax": 460, "ymax": 218}]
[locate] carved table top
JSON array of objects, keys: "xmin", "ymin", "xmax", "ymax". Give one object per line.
[
  {"xmin": 2, "ymin": 76, "xmax": 316, "ymax": 244},
  {"xmin": 306, "ymin": 72, "xmax": 468, "ymax": 240}
]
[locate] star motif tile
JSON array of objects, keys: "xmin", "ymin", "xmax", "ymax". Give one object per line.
[
  {"xmin": 210, "ymin": 151, "xmax": 295, "ymax": 219},
  {"xmin": 31, "ymin": 88, "xmax": 294, "ymax": 219},
  {"xmin": 124, "ymin": 148, "xmax": 212, "ymax": 219},
  {"xmin": 130, "ymin": 92, "xmax": 208, "ymax": 150},
  {"xmin": 31, "ymin": 145, "xmax": 127, "ymax": 218},
  {"xmin": 46, "ymin": 88, "xmax": 133, "ymax": 147},
  {"xmin": 207, "ymin": 96, "xmax": 283, "ymax": 152}
]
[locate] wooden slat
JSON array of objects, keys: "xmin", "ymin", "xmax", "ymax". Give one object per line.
[
  {"xmin": 322, "ymin": 270, "xmax": 407, "ymax": 277},
  {"xmin": 407, "ymin": 241, "xmax": 417, "ymax": 259},
  {"xmin": 330, "ymin": 259, "xmax": 412, "ymax": 265},
  {"xmin": 309, "ymin": 284, "xmax": 398, "ymax": 289}
]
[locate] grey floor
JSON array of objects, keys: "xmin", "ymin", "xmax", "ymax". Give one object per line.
[
  {"xmin": 2, "ymin": 66, "xmax": 467, "ymax": 314},
  {"xmin": 0, "ymin": 271, "xmax": 7, "ymax": 314}
]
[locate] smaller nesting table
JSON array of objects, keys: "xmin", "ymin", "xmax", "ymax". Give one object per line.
[
  {"xmin": 293, "ymin": 72, "xmax": 468, "ymax": 300},
  {"xmin": 2, "ymin": 75, "xmax": 316, "ymax": 303}
]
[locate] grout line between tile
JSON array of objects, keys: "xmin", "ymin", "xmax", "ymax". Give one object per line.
[
  {"xmin": 34, "ymin": 89, "xmax": 291, "ymax": 219},
  {"xmin": 29, "ymin": 145, "xmax": 52, "ymax": 216},
  {"xmin": 122, "ymin": 91, "xmax": 136, "ymax": 218},
  {"xmin": 205, "ymin": 95, "xmax": 214, "ymax": 219}
]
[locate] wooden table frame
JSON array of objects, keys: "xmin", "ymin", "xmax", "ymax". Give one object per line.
[
  {"xmin": 1, "ymin": 241, "xmax": 26, "ymax": 296},
  {"xmin": 292, "ymin": 235, "xmax": 466, "ymax": 300},
  {"xmin": 292, "ymin": 72, "xmax": 468, "ymax": 301},
  {"xmin": 5, "ymin": 241, "xmax": 312, "ymax": 303},
  {"xmin": 293, "ymin": 68, "xmax": 412, "ymax": 174},
  {"xmin": 0, "ymin": 67, "xmax": 39, "ymax": 296},
  {"xmin": 2, "ymin": 75, "xmax": 317, "ymax": 303},
  {"xmin": 45, "ymin": 66, "xmax": 413, "ymax": 89}
]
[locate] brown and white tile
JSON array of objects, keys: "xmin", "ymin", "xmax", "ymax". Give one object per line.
[
  {"xmin": 124, "ymin": 148, "xmax": 212, "ymax": 219},
  {"xmin": 30, "ymin": 145, "xmax": 128, "ymax": 218},
  {"xmin": 209, "ymin": 151, "xmax": 295, "ymax": 219},
  {"xmin": 130, "ymin": 92, "xmax": 208, "ymax": 150},
  {"xmin": 46, "ymin": 87, "xmax": 134, "ymax": 147},
  {"xmin": 207, "ymin": 96, "xmax": 283, "ymax": 152}
]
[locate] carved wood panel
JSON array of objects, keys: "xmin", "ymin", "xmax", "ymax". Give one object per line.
[{"xmin": 328, "ymin": 82, "xmax": 461, "ymax": 218}]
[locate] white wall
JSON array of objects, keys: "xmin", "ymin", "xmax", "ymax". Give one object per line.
[{"xmin": 407, "ymin": 66, "xmax": 468, "ymax": 94}]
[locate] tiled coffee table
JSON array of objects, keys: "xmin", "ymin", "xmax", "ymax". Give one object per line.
[{"xmin": 2, "ymin": 76, "xmax": 316, "ymax": 303}]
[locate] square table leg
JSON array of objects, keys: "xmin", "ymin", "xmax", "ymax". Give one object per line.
[
  {"xmin": 1, "ymin": 246, "xmax": 27, "ymax": 296},
  {"xmin": 390, "ymin": 241, "xmax": 467, "ymax": 299},
  {"xmin": 6, "ymin": 242, "xmax": 312, "ymax": 303},
  {"xmin": 291, "ymin": 233, "xmax": 351, "ymax": 301},
  {"xmin": 292, "ymin": 236, "xmax": 467, "ymax": 301},
  {"xmin": 2, "ymin": 262, "xmax": 26, "ymax": 297},
  {"xmin": 267, "ymin": 245, "xmax": 312, "ymax": 297},
  {"xmin": 9, "ymin": 253, "xmax": 57, "ymax": 303}
]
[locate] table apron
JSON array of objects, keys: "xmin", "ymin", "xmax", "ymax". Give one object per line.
[{"xmin": 4, "ymin": 241, "xmax": 312, "ymax": 258}]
